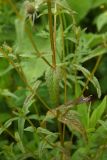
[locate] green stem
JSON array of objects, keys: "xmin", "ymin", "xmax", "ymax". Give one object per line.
[
  {"xmin": 57, "ymin": 111, "xmax": 65, "ymax": 160},
  {"xmin": 71, "ymin": 12, "xmax": 80, "ymax": 97},
  {"xmin": 62, "ymin": 13, "xmax": 69, "ymax": 55},
  {"xmin": 53, "ymin": 3, "xmax": 57, "ymax": 63},
  {"xmin": 59, "ymin": 8, "xmax": 65, "ymax": 61},
  {"xmin": 61, "ymin": 70, "xmax": 67, "ymax": 160},
  {"xmin": 47, "ymin": 0, "xmax": 56, "ymax": 68}
]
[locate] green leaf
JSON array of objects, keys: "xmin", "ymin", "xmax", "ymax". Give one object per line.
[
  {"xmin": 37, "ymin": 127, "xmax": 57, "ymax": 136},
  {"xmin": 0, "ymin": 117, "xmax": 18, "ymax": 135},
  {"xmin": 0, "ymin": 113, "xmax": 11, "ymax": 123},
  {"xmin": 67, "ymin": 0, "xmax": 91, "ymax": 21},
  {"xmin": 74, "ymin": 64, "xmax": 101, "ymax": 98},
  {"xmin": 45, "ymin": 66, "xmax": 63, "ymax": 107},
  {"xmin": 0, "ymin": 65, "xmax": 13, "ymax": 76},
  {"xmin": 28, "ymin": 114, "xmax": 45, "ymax": 121},
  {"xmin": 71, "ymin": 147, "xmax": 88, "ymax": 160},
  {"xmin": 77, "ymin": 103, "xmax": 89, "ymax": 129},
  {"xmin": 15, "ymin": 132, "xmax": 25, "ymax": 153},
  {"xmin": 89, "ymin": 96, "xmax": 107, "ymax": 128},
  {"xmin": 4, "ymin": 117, "xmax": 18, "ymax": 129},
  {"xmin": 81, "ymin": 47, "xmax": 107, "ymax": 63},
  {"xmin": 14, "ymin": 6, "xmax": 27, "ymax": 53},
  {"xmin": 0, "ymin": 89, "xmax": 19, "ymax": 99},
  {"xmin": 85, "ymin": 32, "xmax": 107, "ymax": 48},
  {"xmin": 95, "ymin": 11, "xmax": 107, "ymax": 31},
  {"xmin": 21, "ymin": 58, "xmax": 47, "ymax": 83},
  {"xmin": 38, "ymin": 140, "xmax": 51, "ymax": 159},
  {"xmin": 0, "ymin": 127, "xmax": 5, "ymax": 135},
  {"xmin": 58, "ymin": 110, "xmax": 86, "ymax": 137},
  {"xmin": 18, "ymin": 117, "xmax": 25, "ymax": 139},
  {"xmin": 98, "ymin": 120, "xmax": 107, "ymax": 131},
  {"xmin": 92, "ymin": 0, "xmax": 107, "ymax": 8},
  {"xmin": 24, "ymin": 126, "xmax": 34, "ymax": 132},
  {"xmin": 23, "ymin": 80, "xmax": 41, "ymax": 114}
]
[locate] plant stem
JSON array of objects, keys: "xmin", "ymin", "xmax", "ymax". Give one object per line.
[
  {"xmin": 59, "ymin": 8, "xmax": 65, "ymax": 61},
  {"xmin": 57, "ymin": 70, "xmax": 67, "ymax": 160},
  {"xmin": 53, "ymin": 3, "xmax": 57, "ymax": 63},
  {"xmin": 71, "ymin": 12, "xmax": 80, "ymax": 97},
  {"xmin": 47, "ymin": 0, "xmax": 56, "ymax": 68},
  {"xmin": 58, "ymin": 121, "xmax": 64, "ymax": 160},
  {"xmin": 62, "ymin": 13, "xmax": 69, "ymax": 55},
  {"xmin": 25, "ymin": 25, "xmax": 53, "ymax": 68}
]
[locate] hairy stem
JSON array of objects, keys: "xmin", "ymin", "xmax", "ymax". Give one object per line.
[
  {"xmin": 59, "ymin": 8, "xmax": 65, "ymax": 61},
  {"xmin": 47, "ymin": 0, "xmax": 56, "ymax": 68}
]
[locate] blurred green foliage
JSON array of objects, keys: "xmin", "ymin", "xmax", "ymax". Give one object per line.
[{"xmin": 0, "ymin": 0, "xmax": 107, "ymax": 159}]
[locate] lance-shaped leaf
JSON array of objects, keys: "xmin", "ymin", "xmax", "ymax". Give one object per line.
[
  {"xmin": 43, "ymin": 96, "xmax": 91, "ymax": 138},
  {"xmin": 89, "ymin": 96, "xmax": 107, "ymax": 128},
  {"xmin": 74, "ymin": 64, "xmax": 101, "ymax": 98}
]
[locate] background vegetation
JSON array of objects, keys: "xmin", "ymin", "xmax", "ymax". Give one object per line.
[{"xmin": 0, "ymin": 0, "xmax": 107, "ymax": 159}]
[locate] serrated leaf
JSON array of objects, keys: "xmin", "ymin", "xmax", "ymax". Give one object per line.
[
  {"xmin": 45, "ymin": 102, "xmax": 86, "ymax": 137},
  {"xmin": 45, "ymin": 66, "xmax": 63, "ymax": 107},
  {"xmin": 38, "ymin": 139, "xmax": 52, "ymax": 159},
  {"xmin": 23, "ymin": 80, "xmax": 41, "ymax": 114},
  {"xmin": 89, "ymin": 96, "xmax": 107, "ymax": 128},
  {"xmin": 37, "ymin": 127, "xmax": 56, "ymax": 136},
  {"xmin": 74, "ymin": 64, "xmax": 101, "ymax": 98},
  {"xmin": 58, "ymin": 110, "xmax": 86, "ymax": 137}
]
